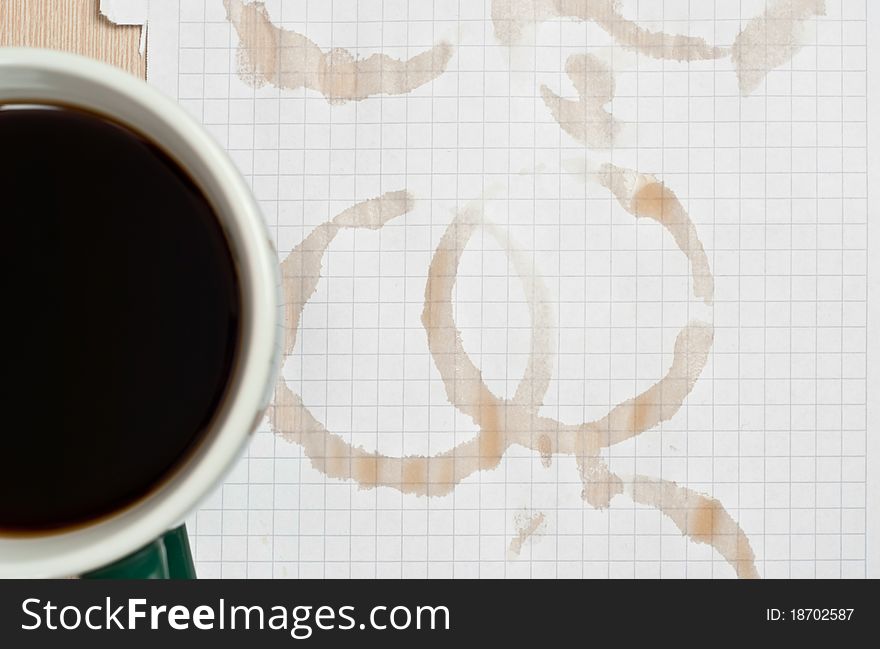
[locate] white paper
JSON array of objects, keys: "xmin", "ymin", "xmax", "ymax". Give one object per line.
[
  {"xmin": 99, "ymin": 0, "xmax": 148, "ymax": 26},
  {"xmin": 99, "ymin": 0, "xmax": 148, "ymax": 53},
  {"xmin": 109, "ymin": 0, "xmax": 879, "ymax": 579}
]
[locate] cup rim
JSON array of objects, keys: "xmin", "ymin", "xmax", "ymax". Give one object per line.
[{"xmin": 0, "ymin": 48, "xmax": 280, "ymax": 577}]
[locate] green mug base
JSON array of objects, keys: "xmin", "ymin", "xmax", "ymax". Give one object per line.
[{"xmin": 82, "ymin": 525, "xmax": 196, "ymax": 580}]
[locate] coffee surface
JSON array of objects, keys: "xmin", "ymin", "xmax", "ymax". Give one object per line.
[{"xmin": 0, "ymin": 107, "xmax": 241, "ymax": 532}]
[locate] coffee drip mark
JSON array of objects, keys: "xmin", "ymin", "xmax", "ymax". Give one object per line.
[
  {"xmin": 508, "ymin": 511, "xmax": 546, "ymax": 558},
  {"xmin": 540, "ymin": 54, "xmax": 619, "ymax": 148}
]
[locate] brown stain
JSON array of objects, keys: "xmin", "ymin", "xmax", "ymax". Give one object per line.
[
  {"xmin": 402, "ymin": 458, "xmax": 427, "ymax": 489},
  {"xmin": 420, "ymin": 205, "xmax": 713, "ymax": 458},
  {"xmin": 423, "ymin": 208, "xmax": 557, "ymax": 417},
  {"xmin": 223, "ymin": 0, "xmax": 454, "ymax": 103},
  {"xmin": 508, "ymin": 511, "xmax": 546, "ymax": 558},
  {"xmin": 589, "ymin": 323, "xmax": 713, "ymax": 448},
  {"xmin": 279, "ymin": 191, "xmax": 412, "ymax": 355},
  {"xmin": 279, "ymin": 224, "xmax": 336, "ymax": 355},
  {"xmin": 628, "ymin": 475, "xmax": 759, "ymax": 579},
  {"xmin": 270, "ymin": 196, "xmax": 756, "ymax": 577},
  {"xmin": 491, "ymin": 0, "xmax": 724, "ymax": 61},
  {"xmin": 272, "ymin": 371, "xmax": 469, "ymax": 497},
  {"xmin": 419, "ymin": 205, "xmax": 556, "ymax": 475},
  {"xmin": 271, "ymin": 191, "xmax": 473, "ymax": 498},
  {"xmin": 597, "ymin": 163, "xmax": 714, "ymax": 305},
  {"xmin": 578, "ymin": 456, "xmax": 623, "ymax": 509},
  {"xmin": 537, "ymin": 434, "xmax": 552, "ymax": 468},
  {"xmin": 494, "ymin": 0, "xmax": 822, "ymax": 96},
  {"xmin": 490, "ymin": 0, "xmax": 555, "ymax": 45},
  {"xmin": 477, "ymin": 385, "xmax": 505, "ymax": 468},
  {"xmin": 732, "ymin": 0, "xmax": 826, "ymax": 96},
  {"xmin": 540, "ymin": 53, "xmax": 619, "ymax": 148}
]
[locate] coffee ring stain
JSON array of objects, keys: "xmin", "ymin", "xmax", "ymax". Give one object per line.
[
  {"xmin": 224, "ymin": 0, "xmax": 454, "ymax": 104},
  {"xmin": 492, "ymin": 0, "xmax": 824, "ymax": 96},
  {"xmin": 269, "ymin": 188, "xmax": 757, "ymax": 578}
]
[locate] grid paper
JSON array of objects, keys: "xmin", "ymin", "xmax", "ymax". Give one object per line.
[{"xmin": 109, "ymin": 0, "xmax": 876, "ymax": 578}]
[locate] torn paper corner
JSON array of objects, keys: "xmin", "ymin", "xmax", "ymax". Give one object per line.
[
  {"xmin": 100, "ymin": 0, "xmax": 149, "ymax": 55},
  {"xmin": 100, "ymin": 0, "xmax": 149, "ymax": 26}
]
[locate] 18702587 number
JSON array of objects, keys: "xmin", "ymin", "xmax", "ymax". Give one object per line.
[
  {"xmin": 766, "ymin": 609, "xmax": 855, "ymax": 622},
  {"xmin": 791, "ymin": 609, "xmax": 854, "ymax": 621}
]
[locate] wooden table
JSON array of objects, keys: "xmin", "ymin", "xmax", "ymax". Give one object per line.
[{"xmin": 0, "ymin": 0, "xmax": 145, "ymax": 78}]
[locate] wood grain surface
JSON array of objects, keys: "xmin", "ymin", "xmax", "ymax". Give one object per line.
[{"xmin": 0, "ymin": 0, "xmax": 145, "ymax": 78}]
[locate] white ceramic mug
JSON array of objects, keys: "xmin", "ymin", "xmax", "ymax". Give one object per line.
[{"xmin": 0, "ymin": 48, "xmax": 281, "ymax": 578}]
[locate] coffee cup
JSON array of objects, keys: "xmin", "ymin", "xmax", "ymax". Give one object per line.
[{"xmin": 0, "ymin": 48, "xmax": 281, "ymax": 579}]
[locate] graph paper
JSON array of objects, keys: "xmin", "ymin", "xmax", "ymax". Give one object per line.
[{"xmin": 102, "ymin": 0, "xmax": 878, "ymax": 579}]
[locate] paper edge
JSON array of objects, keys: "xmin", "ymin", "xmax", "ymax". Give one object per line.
[{"xmin": 99, "ymin": 0, "xmax": 149, "ymax": 26}]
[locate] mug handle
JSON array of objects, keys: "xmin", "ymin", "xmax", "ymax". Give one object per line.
[{"xmin": 81, "ymin": 525, "xmax": 196, "ymax": 579}]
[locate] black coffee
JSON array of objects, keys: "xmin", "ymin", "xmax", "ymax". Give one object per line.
[{"xmin": 0, "ymin": 107, "xmax": 241, "ymax": 532}]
